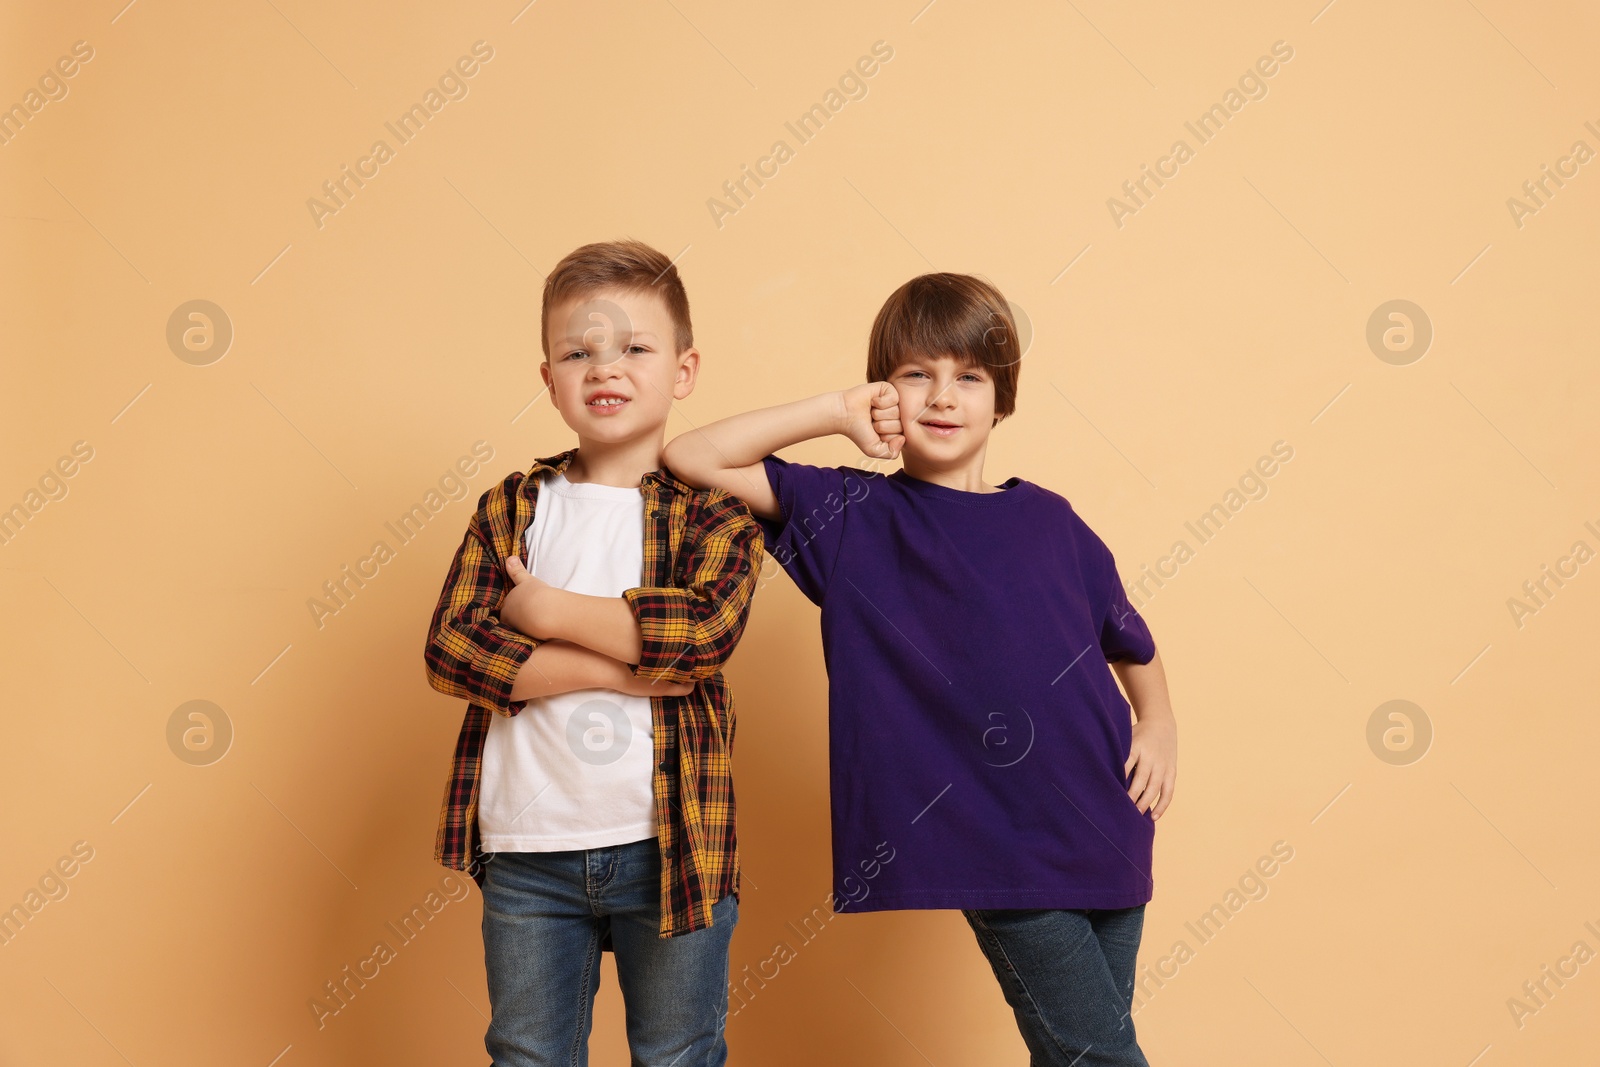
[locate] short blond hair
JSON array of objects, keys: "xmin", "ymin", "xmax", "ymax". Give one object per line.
[{"xmin": 540, "ymin": 239, "xmax": 693, "ymax": 357}]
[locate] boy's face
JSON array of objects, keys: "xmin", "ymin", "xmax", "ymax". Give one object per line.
[
  {"xmin": 886, "ymin": 352, "xmax": 997, "ymax": 467},
  {"xmin": 541, "ymin": 287, "xmax": 697, "ymax": 445}
]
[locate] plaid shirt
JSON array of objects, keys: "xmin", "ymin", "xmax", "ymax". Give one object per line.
[{"xmin": 423, "ymin": 447, "xmax": 763, "ymax": 938}]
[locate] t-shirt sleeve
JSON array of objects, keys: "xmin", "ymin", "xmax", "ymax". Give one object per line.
[
  {"xmin": 754, "ymin": 454, "xmax": 856, "ymax": 606},
  {"xmin": 1078, "ymin": 514, "xmax": 1156, "ymax": 665}
]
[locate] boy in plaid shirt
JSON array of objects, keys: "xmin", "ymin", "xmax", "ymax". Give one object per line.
[{"xmin": 424, "ymin": 239, "xmax": 762, "ymax": 1066}]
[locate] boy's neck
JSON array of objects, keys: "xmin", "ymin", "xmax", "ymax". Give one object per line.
[
  {"xmin": 562, "ymin": 432, "xmax": 666, "ymax": 488},
  {"xmin": 901, "ymin": 447, "xmax": 1000, "ymax": 494}
]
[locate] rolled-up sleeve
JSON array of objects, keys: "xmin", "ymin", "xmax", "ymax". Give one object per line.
[
  {"xmin": 424, "ymin": 479, "xmax": 538, "ymax": 716},
  {"xmin": 623, "ymin": 490, "xmax": 763, "ymax": 684}
]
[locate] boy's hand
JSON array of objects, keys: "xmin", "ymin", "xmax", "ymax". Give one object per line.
[
  {"xmin": 839, "ymin": 382, "xmax": 904, "ymax": 460},
  {"xmin": 1125, "ymin": 713, "xmax": 1177, "ymax": 820},
  {"xmin": 500, "ymin": 556, "xmax": 556, "ymax": 639}
]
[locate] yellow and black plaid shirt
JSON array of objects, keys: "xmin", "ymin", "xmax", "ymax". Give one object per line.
[{"xmin": 423, "ymin": 447, "xmax": 763, "ymax": 938}]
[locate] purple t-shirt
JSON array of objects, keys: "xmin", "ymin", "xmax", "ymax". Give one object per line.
[{"xmin": 757, "ymin": 455, "xmax": 1158, "ymax": 913}]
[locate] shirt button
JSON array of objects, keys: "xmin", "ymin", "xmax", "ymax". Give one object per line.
[{"xmin": 658, "ymin": 759, "xmax": 671, "ymax": 771}]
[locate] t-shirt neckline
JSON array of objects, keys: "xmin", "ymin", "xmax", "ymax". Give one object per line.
[
  {"xmin": 544, "ymin": 469, "xmax": 644, "ymax": 501},
  {"xmin": 888, "ymin": 468, "xmax": 1030, "ymax": 505}
]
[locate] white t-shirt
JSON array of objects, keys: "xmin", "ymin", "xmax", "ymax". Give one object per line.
[{"xmin": 477, "ymin": 470, "xmax": 657, "ymax": 852}]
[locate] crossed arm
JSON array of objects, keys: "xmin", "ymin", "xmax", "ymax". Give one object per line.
[
  {"xmin": 425, "ymin": 478, "xmax": 761, "ymax": 713},
  {"xmin": 423, "ymin": 487, "xmax": 690, "ymax": 714},
  {"xmin": 498, "ymin": 556, "xmax": 690, "ymax": 702}
]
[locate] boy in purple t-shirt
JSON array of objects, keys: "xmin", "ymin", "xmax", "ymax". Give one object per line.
[{"xmin": 663, "ymin": 272, "xmax": 1177, "ymax": 1065}]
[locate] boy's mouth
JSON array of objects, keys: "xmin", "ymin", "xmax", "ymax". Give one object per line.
[
  {"xmin": 919, "ymin": 419, "xmax": 961, "ymax": 438},
  {"xmin": 586, "ymin": 391, "xmax": 631, "ymax": 414}
]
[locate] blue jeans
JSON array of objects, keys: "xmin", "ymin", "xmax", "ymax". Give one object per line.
[
  {"xmin": 963, "ymin": 906, "xmax": 1150, "ymax": 1066},
  {"xmin": 480, "ymin": 837, "xmax": 737, "ymax": 1067}
]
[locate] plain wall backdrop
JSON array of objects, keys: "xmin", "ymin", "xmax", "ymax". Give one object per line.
[{"xmin": 3, "ymin": 1, "xmax": 1598, "ymax": 1064}]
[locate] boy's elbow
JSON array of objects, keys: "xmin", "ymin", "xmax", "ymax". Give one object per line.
[
  {"xmin": 663, "ymin": 437, "xmax": 717, "ymax": 489},
  {"xmin": 632, "ymin": 626, "xmax": 733, "ymax": 685},
  {"xmin": 688, "ymin": 653, "xmax": 732, "ymax": 682},
  {"xmin": 422, "ymin": 644, "xmax": 453, "ymax": 697},
  {"xmin": 424, "ymin": 669, "xmax": 457, "ymax": 700},
  {"xmin": 679, "ymin": 643, "xmax": 728, "ymax": 683},
  {"xmin": 681, "ymin": 607, "xmax": 750, "ymax": 681},
  {"xmin": 422, "ymin": 628, "xmax": 469, "ymax": 699}
]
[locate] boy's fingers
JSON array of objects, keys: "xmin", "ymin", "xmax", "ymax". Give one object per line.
[
  {"xmin": 1157, "ymin": 770, "xmax": 1176, "ymax": 816},
  {"xmin": 873, "ymin": 435, "xmax": 903, "ymax": 459},
  {"xmin": 1126, "ymin": 761, "xmax": 1151, "ymax": 807},
  {"xmin": 1142, "ymin": 789, "xmax": 1160, "ymax": 818},
  {"xmin": 1146, "ymin": 766, "xmax": 1175, "ymax": 819},
  {"xmin": 505, "ymin": 556, "xmax": 531, "ymax": 585}
]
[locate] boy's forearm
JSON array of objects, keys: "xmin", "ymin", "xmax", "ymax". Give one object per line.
[
  {"xmin": 534, "ymin": 589, "xmax": 645, "ymax": 664},
  {"xmin": 1112, "ymin": 648, "xmax": 1174, "ymax": 724},
  {"xmin": 666, "ymin": 392, "xmax": 845, "ymax": 476},
  {"xmin": 509, "ymin": 639, "xmax": 628, "ymax": 702}
]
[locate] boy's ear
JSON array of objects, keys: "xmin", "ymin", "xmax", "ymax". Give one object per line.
[
  {"xmin": 672, "ymin": 346, "xmax": 701, "ymax": 401},
  {"xmin": 539, "ymin": 357, "xmax": 556, "ymax": 410}
]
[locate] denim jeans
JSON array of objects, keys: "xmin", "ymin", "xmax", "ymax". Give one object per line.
[
  {"xmin": 963, "ymin": 905, "xmax": 1150, "ymax": 1066},
  {"xmin": 480, "ymin": 837, "xmax": 737, "ymax": 1067}
]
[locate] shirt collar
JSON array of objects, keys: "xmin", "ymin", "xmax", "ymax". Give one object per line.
[{"xmin": 526, "ymin": 447, "xmax": 691, "ymax": 495}]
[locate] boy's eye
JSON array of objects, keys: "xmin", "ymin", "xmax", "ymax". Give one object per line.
[
  {"xmin": 564, "ymin": 350, "xmax": 588, "ymax": 361},
  {"xmin": 626, "ymin": 344, "xmax": 648, "ymax": 354}
]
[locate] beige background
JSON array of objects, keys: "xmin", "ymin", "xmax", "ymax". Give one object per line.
[{"xmin": 3, "ymin": 0, "xmax": 1598, "ymax": 1063}]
